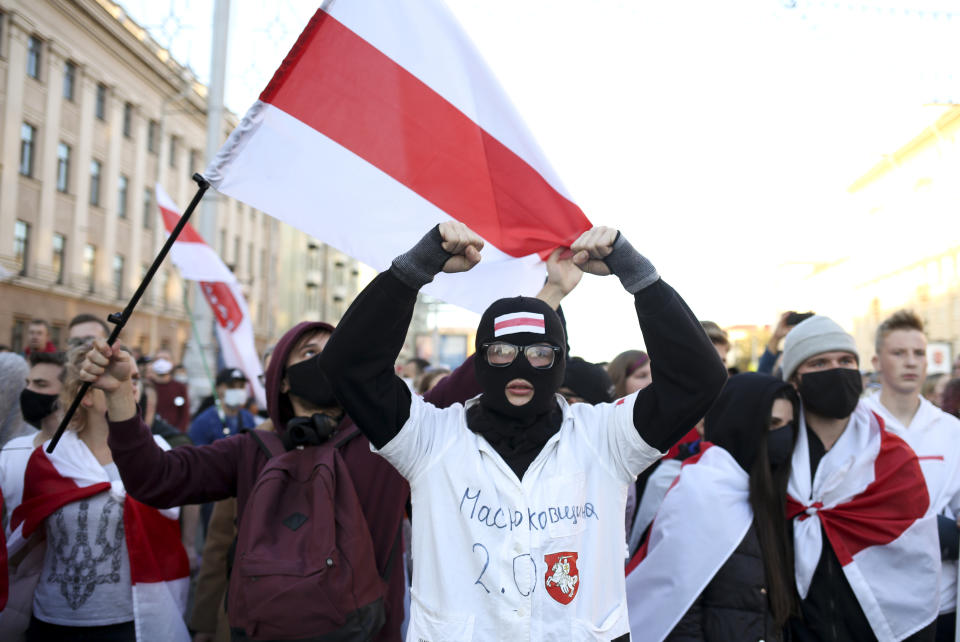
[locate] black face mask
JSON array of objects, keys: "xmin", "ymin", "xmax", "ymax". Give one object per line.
[
  {"xmin": 766, "ymin": 422, "xmax": 795, "ymax": 470},
  {"xmin": 20, "ymin": 388, "xmax": 58, "ymax": 428},
  {"xmin": 285, "ymin": 354, "xmax": 338, "ymax": 409},
  {"xmin": 799, "ymin": 368, "xmax": 862, "ymax": 420}
]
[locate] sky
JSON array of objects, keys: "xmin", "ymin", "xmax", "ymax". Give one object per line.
[{"xmin": 118, "ymin": 0, "xmax": 960, "ymax": 362}]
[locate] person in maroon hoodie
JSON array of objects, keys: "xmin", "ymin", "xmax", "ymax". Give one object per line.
[{"xmin": 75, "ymin": 253, "xmax": 580, "ymax": 641}]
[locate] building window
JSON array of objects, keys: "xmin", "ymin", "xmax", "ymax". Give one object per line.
[
  {"xmin": 83, "ymin": 244, "xmax": 96, "ymax": 292},
  {"xmin": 123, "ymin": 102, "xmax": 133, "ymax": 138},
  {"xmin": 14, "ymin": 220, "xmax": 29, "ymax": 276},
  {"xmin": 56, "ymin": 142, "xmax": 70, "ymax": 192},
  {"xmin": 52, "ymin": 233, "xmax": 65, "ymax": 284},
  {"xmin": 19, "ymin": 123, "xmax": 35, "ymax": 177},
  {"xmin": 63, "ymin": 61, "xmax": 76, "ymax": 100},
  {"xmin": 158, "ymin": 269, "xmax": 169, "ymax": 306},
  {"xmin": 95, "ymin": 83, "xmax": 107, "ymax": 120},
  {"xmin": 11, "ymin": 319, "xmax": 26, "ymax": 354},
  {"xmin": 168, "ymin": 135, "xmax": 177, "ymax": 167},
  {"xmin": 113, "ymin": 255, "xmax": 124, "ymax": 298},
  {"xmin": 26, "ymin": 36, "xmax": 41, "ymax": 79},
  {"xmin": 143, "ymin": 188, "xmax": 153, "ymax": 229},
  {"xmin": 147, "ymin": 120, "xmax": 158, "ymax": 153},
  {"xmin": 117, "ymin": 175, "xmax": 128, "ymax": 219},
  {"xmin": 89, "ymin": 159, "xmax": 102, "ymax": 206},
  {"xmin": 189, "ymin": 149, "xmax": 199, "ymax": 174}
]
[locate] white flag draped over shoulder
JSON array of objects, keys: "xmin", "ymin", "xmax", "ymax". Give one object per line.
[
  {"xmin": 204, "ymin": 0, "xmax": 591, "ymax": 313},
  {"xmin": 156, "ymin": 185, "xmax": 266, "ymax": 407}
]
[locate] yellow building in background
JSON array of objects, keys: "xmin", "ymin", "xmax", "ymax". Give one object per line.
[{"xmin": 791, "ymin": 105, "xmax": 960, "ymax": 365}]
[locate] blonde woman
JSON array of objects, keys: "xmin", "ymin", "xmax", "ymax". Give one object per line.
[{"xmin": 8, "ymin": 342, "xmax": 189, "ymax": 642}]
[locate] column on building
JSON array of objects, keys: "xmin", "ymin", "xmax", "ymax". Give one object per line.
[
  {"xmin": 68, "ymin": 67, "xmax": 96, "ymax": 290},
  {"xmin": 127, "ymin": 102, "xmax": 149, "ymax": 299},
  {"xmin": 34, "ymin": 40, "xmax": 67, "ymax": 281},
  {"xmin": 0, "ymin": 12, "xmax": 32, "ymax": 270},
  {"xmin": 94, "ymin": 84, "xmax": 124, "ymax": 295}
]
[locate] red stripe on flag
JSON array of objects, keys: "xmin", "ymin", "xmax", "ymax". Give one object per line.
[
  {"xmin": 11, "ymin": 448, "xmax": 111, "ymax": 538},
  {"xmin": 494, "ymin": 317, "xmax": 545, "ymax": 331},
  {"xmin": 786, "ymin": 429, "xmax": 928, "ymax": 566},
  {"xmin": 159, "ymin": 205, "xmax": 206, "ymax": 244},
  {"xmin": 260, "ymin": 10, "xmax": 591, "ymax": 258},
  {"xmin": 917, "ymin": 455, "xmax": 944, "ymax": 461},
  {"xmin": 124, "ymin": 496, "xmax": 190, "ymax": 583}
]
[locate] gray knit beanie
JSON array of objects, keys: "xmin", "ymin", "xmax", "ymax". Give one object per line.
[{"xmin": 781, "ymin": 315, "xmax": 858, "ymax": 381}]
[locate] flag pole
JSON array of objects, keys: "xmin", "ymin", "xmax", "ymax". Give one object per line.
[{"xmin": 47, "ymin": 173, "xmax": 211, "ymax": 453}]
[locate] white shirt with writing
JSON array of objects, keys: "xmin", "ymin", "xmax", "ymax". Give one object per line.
[{"xmin": 375, "ymin": 391, "xmax": 661, "ymax": 641}]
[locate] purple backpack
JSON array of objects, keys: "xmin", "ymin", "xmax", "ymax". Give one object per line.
[{"xmin": 227, "ymin": 428, "xmax": 397, "ymax": 640}]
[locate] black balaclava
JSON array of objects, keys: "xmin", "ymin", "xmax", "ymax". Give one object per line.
[
  {"xmin": 468, "ymin": 297, "xmax": 566, "ymax": 478},
  {"xmin": 562, "ymin": 357, "xmax": 615, "ymax": 406},
  {"xmin": 704, "ymin": 373, "xmax": 798, "ymax": 474},
  {"xmin": 473, "ymin": 296, "xmax": 567, "ymax": 418}
]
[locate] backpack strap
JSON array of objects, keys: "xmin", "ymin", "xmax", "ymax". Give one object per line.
[
  {"xmin": 248, "ymin": 429, "xmax": 278, "ymax": 460},
  {"xmin": 332, "ymin": 425, "xmax": 362, "ymax": 450}
]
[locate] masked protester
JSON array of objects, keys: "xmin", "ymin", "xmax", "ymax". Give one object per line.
[
  {"xmin": 75, "ymin": 249, "xmax": 581, "ymax": 642},
  {"xmin": 188, "ymin": 368, "xmax": 257, "ymax": 446},
  {"xmin": 626, "ymin": 373, "xmax": 801, "ymax": 641},
  {"xmin": 313, "ymin": 222, "xmax": 727, "ymax": 641},
  {"xmin": 1, "ymin": 352, "xmax": 66, "ymax": 534},
  {"xmin": 782, "ymin": 316, "xmax": 940, "ymax": 641}
]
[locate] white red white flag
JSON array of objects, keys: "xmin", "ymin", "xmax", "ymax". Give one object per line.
[
  {"xmin": 156, "ymin": 185, "xmax": 266, "ymax": 407},
  {"xmin": 787, "ymin": 404, "xmax": 940, "ymax": 641},
  {"xmin": 8, "ymin": 432, "xmax": 189, "ymax": 640},
  {"xmin": 204, "ymin": 0, "xmax": 592, "ymax": 314},
  {"xmin": 625, "ymin": 444, "xmax": 753, "ymax": 641}
]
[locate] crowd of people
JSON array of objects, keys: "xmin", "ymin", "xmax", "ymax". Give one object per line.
[{"xmin": 0, "ymin": 222, "xmax": 958, "ymax": 641}]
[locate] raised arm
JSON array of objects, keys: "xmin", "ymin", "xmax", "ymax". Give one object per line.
[
  {"xmin": 571, "ymin": 227, "xmax": 727, "ymax": 451},
  {"xmin": 79, "ymin": 341, "xmax": 242, "ymax": 507},
  {"xmin": 316, "ymin": 223, "xmax": 483, "ymax": 448}
]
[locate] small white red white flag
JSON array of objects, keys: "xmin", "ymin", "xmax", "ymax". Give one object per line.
[
  {"xmin": 494, "ymin": 312, "xmax": 546, "ymax": 337},
  {"xmin": 156, "ymin": 185, "xmax": 266, "ymax": 407},
  {"xmin": 204, "ymin": 0, "xmax": 592, "ymax": 313}
]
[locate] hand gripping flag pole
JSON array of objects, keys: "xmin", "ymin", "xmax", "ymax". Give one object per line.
[{"xmin": 47, "ymin": 173, "xmax": 211, "ymax": 453}]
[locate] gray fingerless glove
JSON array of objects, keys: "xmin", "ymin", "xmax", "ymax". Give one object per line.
[
  {"xmin": 602, "ymin": 233, "xmax": 659, "ymax": 294},
  {"xmin": 390, "ymin": 225, "xmax": 452, "ymax": 290}
]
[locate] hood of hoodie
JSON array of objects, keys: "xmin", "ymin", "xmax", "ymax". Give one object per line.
[
  {"xmin": 703, "ymin": 372, "xmax": 796, "ymax": 473},
  {"xmin": 0, "ymin": 352, "xmax": 31, "ymax": 445},
  {"xmin": 265, "ymin": 321, "xmax": 336, "ymax": 434}
]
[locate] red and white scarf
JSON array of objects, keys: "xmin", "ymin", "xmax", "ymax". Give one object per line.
[
  {"xmin": 787, "ymin": 403, "xmax": 940, "ymax": 641},
  {"xmin": 8, "ymin": 431, "xmax": 190, "ymax": 641},
  {"xmin": 625, "ymin": 443, "xmax": 753, "ymax": 641}
]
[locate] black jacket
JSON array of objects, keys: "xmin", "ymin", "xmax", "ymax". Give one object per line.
[{"xmin": 668, "ymin": 524, "xmax": 783, "ymax": 642}]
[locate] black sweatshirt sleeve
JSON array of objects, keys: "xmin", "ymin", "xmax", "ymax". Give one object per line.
[
  {"xmin": 629, "ymin": 279, "xmax": 728, "ymax": 452},
  {"xmin": 316, "ymin": 269, "xmax": 419, "ymax": 449}
]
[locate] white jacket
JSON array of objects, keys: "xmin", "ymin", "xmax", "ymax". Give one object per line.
[{"xmin": 375, "ymin": 391, "xmax": 661, "ymax": 641}]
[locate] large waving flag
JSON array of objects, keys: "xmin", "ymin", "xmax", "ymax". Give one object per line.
[
  {"xmin": 205, "ymin": 0, "xmax": 591, "ymax": 313},
  {"xmin": 156, "ymin": 185, "xmax": 266, "ymax": 407}
]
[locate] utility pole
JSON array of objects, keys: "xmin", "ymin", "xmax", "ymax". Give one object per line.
[{"xmin": 183, "ymin": 0, "xmax": 231, "ymax": 402}]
